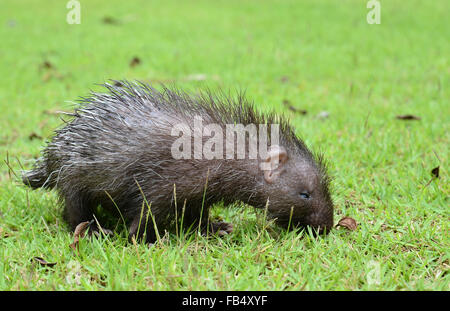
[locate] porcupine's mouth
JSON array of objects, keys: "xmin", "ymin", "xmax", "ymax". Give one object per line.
[
  {"xmin": 276, "ymin": 217, "xmax": 332, "ymax": 236},
  {"xmin": 274, "ymin": 217, "xmax": 306, "ymax": 231}
]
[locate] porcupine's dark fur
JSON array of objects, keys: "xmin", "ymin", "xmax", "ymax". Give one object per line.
[{"xmin": 23, "ymin": 80, "xmax": 333, "ymax": 242}]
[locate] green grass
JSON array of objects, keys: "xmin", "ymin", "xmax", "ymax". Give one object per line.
[{"xmin": 0, "ymin": 0, "xmax": 448, "ymax": 290}]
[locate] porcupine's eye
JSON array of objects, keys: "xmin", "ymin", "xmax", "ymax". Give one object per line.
[{"xmin": 299, "ymin": 192, "xmax": 311, "ymax": 200}]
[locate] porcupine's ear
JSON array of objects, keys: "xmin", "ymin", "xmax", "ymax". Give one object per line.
[{"xmin": 259, "ymin": 145, "xmax": 288, "ymax": 183}]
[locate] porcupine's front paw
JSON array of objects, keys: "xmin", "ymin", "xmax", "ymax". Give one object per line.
[
  {"xmin": 86, "ymin": 220, "xmax": 114, "ymax": 237},
  {"xmin": 208, "ymin": 220, "xmax": 234, "ymax": 236}
]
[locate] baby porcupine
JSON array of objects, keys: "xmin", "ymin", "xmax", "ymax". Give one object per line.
[{"xmin": 23, "ymin": 80, "xmax": 333, "ymax": 242}]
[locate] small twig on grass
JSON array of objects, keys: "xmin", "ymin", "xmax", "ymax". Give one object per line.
[{"xmin": 3, "ymin": 152, "xmax": 20, "ymax": 181}]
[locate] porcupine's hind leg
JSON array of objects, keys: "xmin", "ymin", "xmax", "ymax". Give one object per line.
[{"xmin": 62, "ymin": 190, "xmax": 112, "ymax": 236}]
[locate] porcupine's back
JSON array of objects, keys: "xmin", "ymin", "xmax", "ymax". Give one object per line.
[{"xmin": 23, "ymin": 80, "xmax": 309, "ymax": 192}]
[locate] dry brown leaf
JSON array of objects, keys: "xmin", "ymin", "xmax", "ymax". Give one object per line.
[
  {"xmin": 336, "ymin": 217, "xmax": 357, "ymax": 231},
  {"xmin": 431, "ymin": 166, "xmax": 440, "ymax": 179},
  {"xmin": 290, "ymin": 107, "xmax": 307, "ymax": 115},
  {"xmin": 283, "ymin": 100, "xmax": 307, "ymax": 115},
  {"xmin": 40, "ymin": 61, "xmax": 53, "ymax": 70},
  {"xmin": 424, "ymin": 165, "xmax": 441, "ymax": 188},
  {"xmin": 129, "ymin": 56, "xmax": 141, "ymax": 68},
  {"xmin": 102, "ymin": 16, "xmax": 120, "ymax": 25},
  {"xmin": 32, "ymin": 256, "xmax": 57, "ymax": 267},
  {"xmin": 0, "ymin": 227, "xmax": 11, "ymax": 238},
  {"xmin": 395, "ymin": 114, "xmax": 421, "ymax": 121},
  {"xmin": 28, "ymin": 132, "xmax": 43, "ymax": 141},
  {"xmin": 69, "ymin": 221, "xmax": 91, "ymax": 251}
]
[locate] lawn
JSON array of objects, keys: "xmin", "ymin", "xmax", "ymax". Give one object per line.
[{"xmin": 0, "ymin": 0, "xmax": 448, "ymax": 290}]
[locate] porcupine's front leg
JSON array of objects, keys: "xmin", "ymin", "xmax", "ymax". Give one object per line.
[
  {"xmin": 63, "ymin": 191, "xmax": 113, "ymax": 237},
  {"xmin": 181, "ymin": 205, "xmax": 234, "ymax": 237},
  {"xmin": 63, "ymin": 191, "xmax": 95, "ymax": 231}
]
